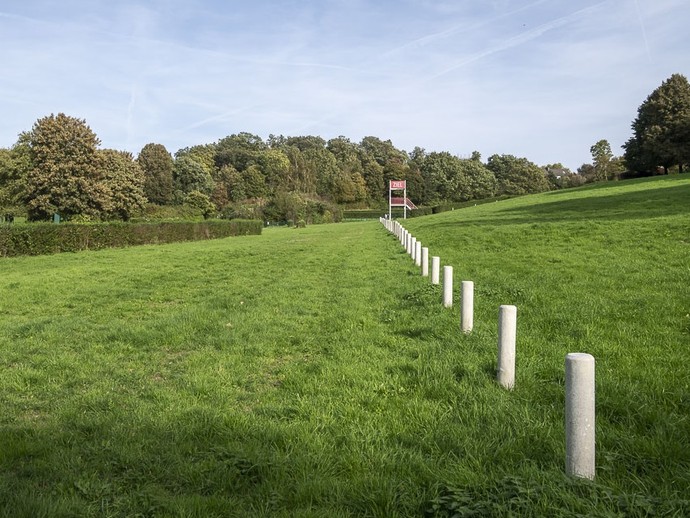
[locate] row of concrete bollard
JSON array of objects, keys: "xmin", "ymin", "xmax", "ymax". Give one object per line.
[{"xmin": 380, "ymin": 217, "xmax": 595, "ymax": 481}]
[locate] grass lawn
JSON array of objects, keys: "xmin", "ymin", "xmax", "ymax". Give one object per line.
[{"xmin": 1, "ymin": 174, "xmax": 689, "ymax": 516}]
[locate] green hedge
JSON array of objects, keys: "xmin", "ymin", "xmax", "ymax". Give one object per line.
[{"xmin": 0, "ymin": 220, "xmax": 262, "ymax": 257}]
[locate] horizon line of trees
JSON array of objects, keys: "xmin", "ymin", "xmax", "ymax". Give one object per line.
[{"xmin": 1, "ymin": 73, "xmax": 688, "ymax": 223}]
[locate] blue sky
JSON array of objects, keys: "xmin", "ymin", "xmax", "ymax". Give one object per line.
[{"xmin": 1, "ymin": 0, "xmax": 688, "ymax": 171}]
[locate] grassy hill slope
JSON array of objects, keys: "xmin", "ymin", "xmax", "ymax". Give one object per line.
[{"xmin": 0, "ymin": 175, "xmax": 688, "ymax": 516}]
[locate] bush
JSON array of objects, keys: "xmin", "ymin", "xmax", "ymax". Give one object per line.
[
  {"xmin": 237, "ymin": 194, "xmax": 343, "ymax": 226},
  {"xmin": 0, "ymin": 220, "xmax": 262, "ymax": 257},
  {"xmin": 184, "ymin": 190, "xmax": 216, "ymax": 219},
  {"xmin": 134, "ymin": 203, "xmax": 207, "ymax": 221}
]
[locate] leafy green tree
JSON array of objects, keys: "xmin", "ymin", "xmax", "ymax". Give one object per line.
[
  {"xmin": 408, "ymin": 147, "xmax": 432, "ymax": 204},
  {"xmin": 209, "ymin": 164, "xmax": 238, "ymax": 208},
  {"xmin": 577, "ymin": 163, "xmax": 596, "ymax": 183},
  {"xmin": 175, "ymin": 144, "xmax": 217, "ymax": 174},
  {"xmin": 280, "ymin": 136, "xmax": 330, "ymax": 194},
  {"xmin": 359, "ymin": 136, "xmax": 406, "ymax": 169},
  {"xmin": 257, "ymin": 148, "xmax": 291, "ymax": 192},
  {"xmin": 97, "ymin": 149, "xmax": 147, "ymax": 220},
  {"xmin": 418, "ymin": 152, "xmax": 495, "ymax": 202},
  {"xmin": 0, "ymin": 136, "xmax": 31, "ymax": 209},
  {"xmin": 284, "ymin": 135, "xmax": 326, "ymax": 153},
  {"xmin": 23, "ymin": 113, "xmax": 105, "ymax": 221},
  {"xmin": 331, "ymin": 172, "xmax": 358, "ymax": 204},
  {"xmin": 351, "ymin": 172, "xmax": 368, "ymax": 203},
  {"xmin": 624, "ymin": 73, "xmax": 690, "ymax": 173},
  {"xmin": 173, "ymin": 155, "xmax": 214, "ymax": 198},
  {"xmin": 462, "ymin": 159, "xmax": 498, "ymax": 200},
  {"xmin": 282, "ymin": 146, "xmax": 309, "ymax": 192},
  {"xmin": 487, "ymin": 154, "xmax": 550, "ymax": 195},
  {"xmin": 184, "ymin": 190, "xmax": 216, "ymax": 219},
  {"xmin": 404, "ymin": 164, "xmax": 426, "ymax": 205},
  {"xmin": 358, "ymin": 137, "xmax": 406, "ymax": 192},
  {"xmin": 359, "ymin": 154, "xmax": 385, "ymax": 201},
  {"xmin": 270, "ymin": 189, "xmax": 307, "ymax": 225},
  {"xmin": 609, "ymin": 157, "xmax": 627, "ymax": 181},
  {"xmin": 328, "ymin": 137, "xmax": 372, "ymax": 201},
  {"xmin": 241, "ymin": 164, "xmax": 268, "ymax": 199},
  {"xmin": 303, "ymin": 147, "xmax": 338, "ymax": 198},
  {"xmin": 327, "ymin": 136, "xmax": 361, "ymax": 172},
  {"xmin": 590, "ymin": 139, "xmax": 613, "ymax": 181},
  {"xmin": 215, "ymin": 133, "xmax": 266, "ymax": 171},
  {"xmin": 137, "ymin": 143, "xmax": 173, "ymax": 204}
]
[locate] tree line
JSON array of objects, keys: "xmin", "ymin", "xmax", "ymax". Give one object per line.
[{"xmin": 1, "ymin": 73, "xmax": 688, "ymax": 223}]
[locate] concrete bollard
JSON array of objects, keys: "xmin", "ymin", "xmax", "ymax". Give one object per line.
[
  {"xmin": 565, "ymin": 353, "xmax": 596, "ymax": 480},
  {"xmin": 497, "ymin": 305, "xmax": 517, "ymax": 389},
  {"xmin": 421, "ymin": 247, "xmax": 429, "ymax": 277},
  {"xmin": 411, "ymin": 237, "xmax": 417, "ymax": 259},
  {"xmin": 415, "ymin": 241, "xmax": 422, "ymax": 267},
  {"xmin": 431, "ymin": 257, "xmax": 440, "ymax": 285},
  {"xmin": 461, "ymin": 281, "xmax": 474, "ymax": 333},
  {"xmin": 443, "ymin": 266, "xmax": 453, "ymax": 308}
]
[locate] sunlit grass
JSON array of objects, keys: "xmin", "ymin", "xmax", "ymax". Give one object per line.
[{"xmin": 1, "ymin": 174, "xmax": 689, "ymax": 516}]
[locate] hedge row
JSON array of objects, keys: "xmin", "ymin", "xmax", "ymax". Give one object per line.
[{"xmin": 0, "ymin": 219, "xmax": 262, "ymax": 257}]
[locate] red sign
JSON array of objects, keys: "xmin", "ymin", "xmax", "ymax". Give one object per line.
[{"xmin": 389, "ymin": 180, "xmax": 406, "ymax": 190}]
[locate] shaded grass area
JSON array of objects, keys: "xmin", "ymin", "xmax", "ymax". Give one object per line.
[{"xmin": 0, "ymin": 175, "xmax": 689, "ymax": 516}]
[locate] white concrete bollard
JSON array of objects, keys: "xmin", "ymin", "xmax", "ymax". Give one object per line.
[
  {"xmin": 421, "ymin": 247, "xmax": 429, "ymax": 277},
  {"xmin": 443, "ymin": 266, "xmax": 453, "ymax": 308},
  {"xmin": 461, "ymin": 281, "xmax": 474, "ymax": 333},
  {"xmin": 415, "ymin": 241, "xmax": 422, "ymax": 267},
  {"xmin": 431, "ymin": 257, "xmax": 440, "ymax": 285},
  {"xmin": 565, "ymin": 353, "xmax": 596, "ymax": 480},
  {"xmin": 497, "ymin": 305, "xmax": 517, "ymax": 389},
  {"xmin": 411, "ymin": 237, "xmax": 417, "ymax": 259}
]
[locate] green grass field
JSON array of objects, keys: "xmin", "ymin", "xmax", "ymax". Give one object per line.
[{"xmin": 1, "ymin": 175, "xmax": 689, "ymax": 516}]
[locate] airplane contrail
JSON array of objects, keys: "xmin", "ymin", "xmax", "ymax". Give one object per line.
[
  {"xmin": 381, "ymin": 0, "xmax": 552, "ymax": 57},
  {"xmin": 428, "ymin": 1, "xmax": 608, "ymax": 80},
  {"xmin": 179, "ymin": 104, "xmax": 264, "ymax": 132},
  {"xmin": 634, "ymin": 0, "xmax": 653, "ymax": 63}
]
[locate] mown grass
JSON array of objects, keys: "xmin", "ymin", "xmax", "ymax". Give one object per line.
[{"xmin": 1, "ymin": 175, "xmax": 689, "ymax": 516}]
